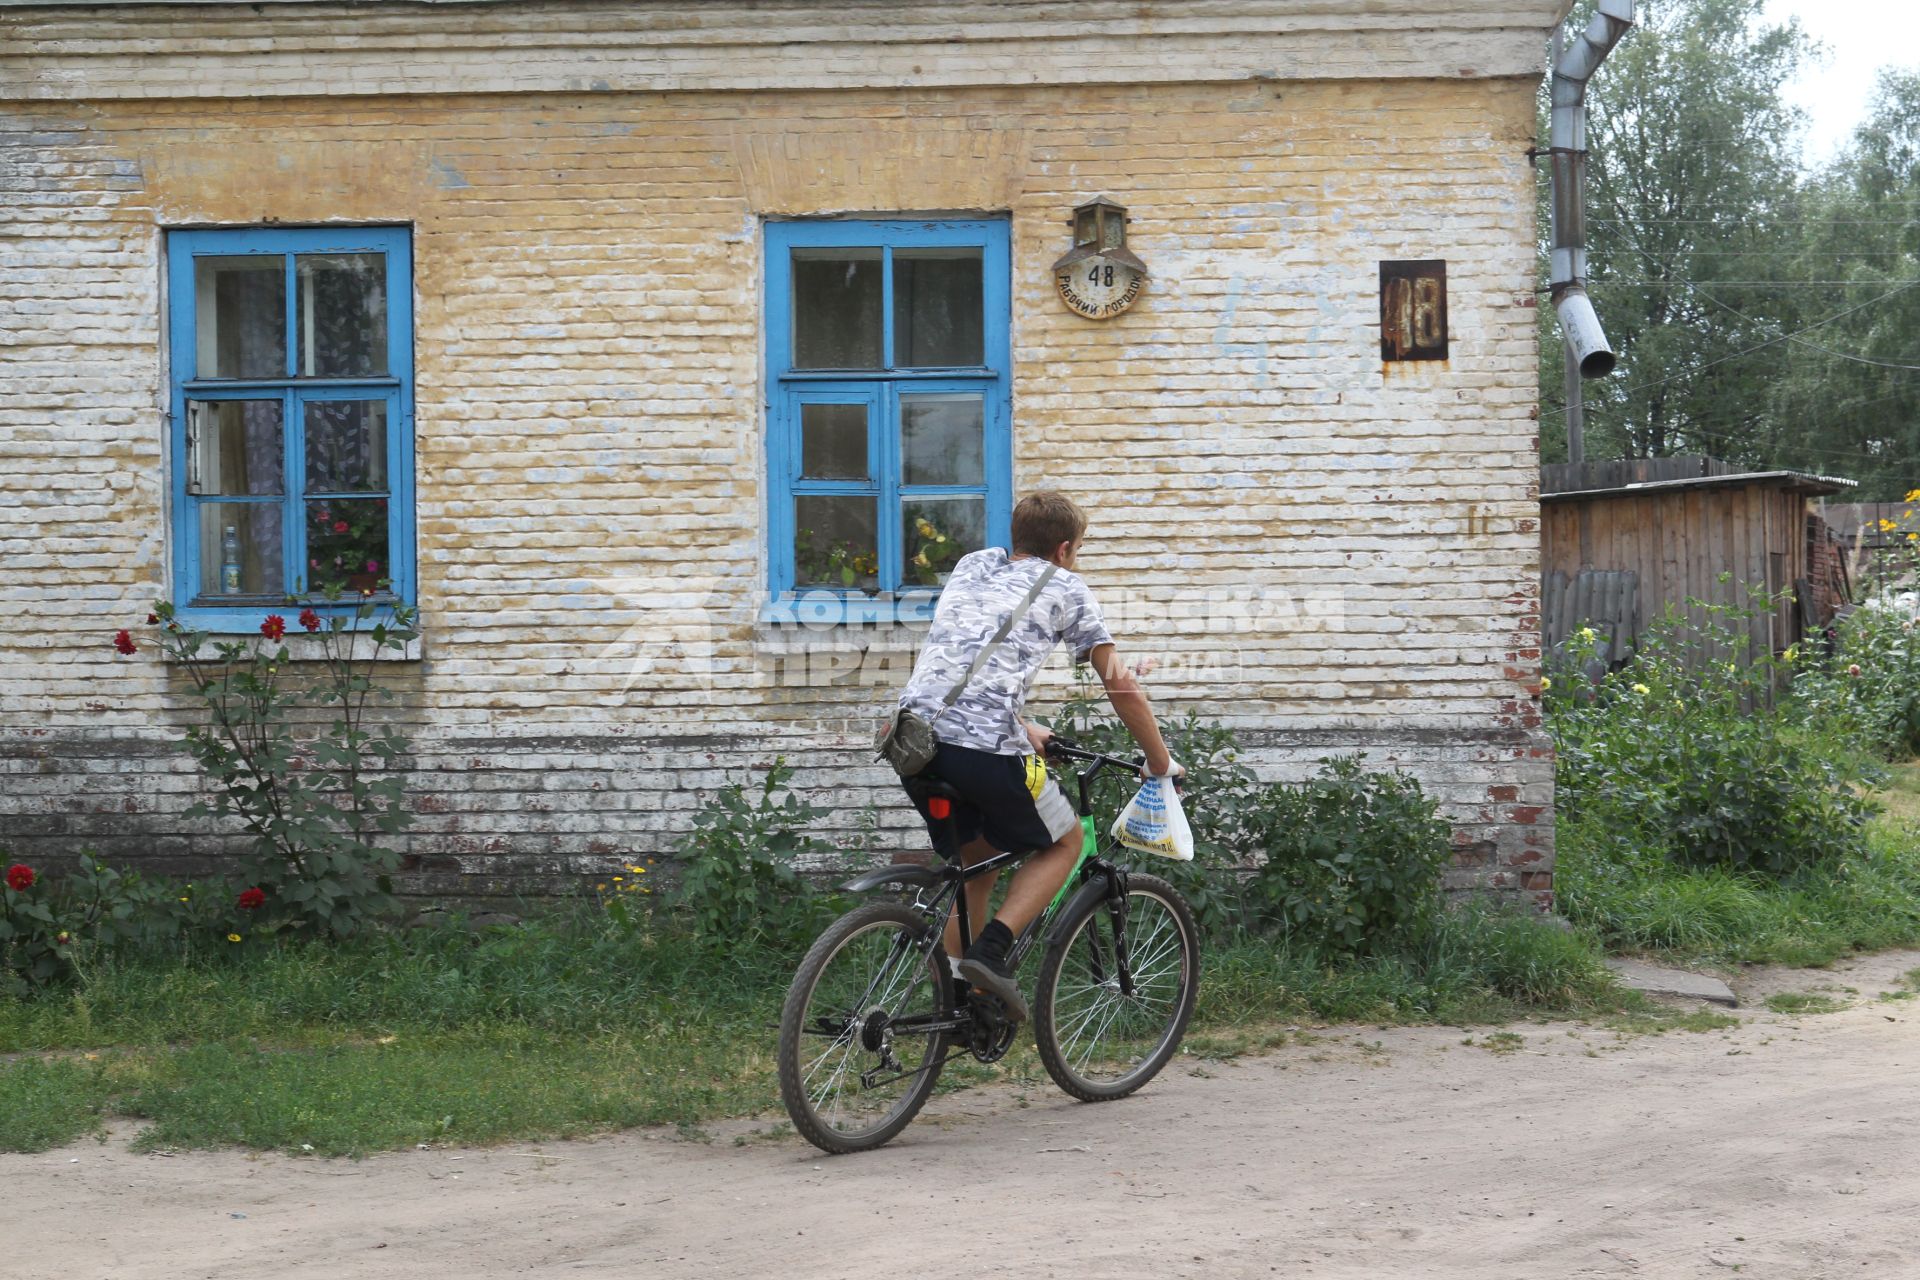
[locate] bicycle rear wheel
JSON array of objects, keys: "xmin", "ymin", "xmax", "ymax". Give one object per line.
[
  {"xmin": 1033, "ymin": 871, "xmax": 1199, "ymax": 1102},
  {"xmin": 777, "ymin": 902, "xmax": 950, "ymax": 1154}
]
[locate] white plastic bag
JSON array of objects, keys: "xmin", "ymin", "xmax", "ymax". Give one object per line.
[{"xmin": 1110, "ymin": 771, "xmax": 1194, "ymax": 861}]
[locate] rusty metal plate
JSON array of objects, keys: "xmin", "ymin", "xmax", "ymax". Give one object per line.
[{"xmin": 1380, "ymin": 259, "xmax": 1448, "ymax": 362}]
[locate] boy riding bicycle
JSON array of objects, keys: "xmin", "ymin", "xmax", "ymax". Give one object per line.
[{"xmin": 894, "ymin": 491, "xmax": 1183, "ymax": 1022}]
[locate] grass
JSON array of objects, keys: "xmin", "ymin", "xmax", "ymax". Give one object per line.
[
  {"xmin": 0, "ymin": 901, "xmax": 1627, "ymax": 1157},
  {"xmin": 1557, "ymin": 768, "xmax": 1920, "ymax": 968},
  {"xmin": 1763, "ymin": 991, "xmax": 1849, "ymax": 1015}
]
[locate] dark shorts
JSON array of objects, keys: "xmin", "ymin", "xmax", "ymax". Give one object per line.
[{"xmin": 906, "ymin": 742, "xmax": 1080, "ymax": 862}]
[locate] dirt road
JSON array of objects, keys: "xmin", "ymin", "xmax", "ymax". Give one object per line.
[{"xmin": 9, "ymin": 950, "xmax": 1920, "ymax": 1280}]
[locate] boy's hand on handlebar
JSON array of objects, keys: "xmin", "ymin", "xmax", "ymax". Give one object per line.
[{"xmin": 1025, "ymin": 721, "xmax": 1055, "ymax": 756}]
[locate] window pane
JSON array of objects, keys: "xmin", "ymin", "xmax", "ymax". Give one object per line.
[
  {"xmin": 305, "ymin": 401, "xmax": 388, "ymax": 493},
  {"xmin": 794, "ymin": 495, "xmax": 878, "ymax": 592},
  {"xmin": 792, "ymin": 248, "xmax": 882, "ymax": 369},
  {"xmin": 903, "ymin": 497, "xmax": 986, "ymax": 589},
  {"xmin": 297, "ymin": 253, "xmax": 388, "ymax": 377},
  {"xmin": 194, "ymin": 255, "xmax": 285, "ymax": 379},
  {"xmin": 307, "ymin": 498, "xmax": 392, "ymax": 593},
  {"xmin": 900, "ymin": 394, "xmax": 984, "ymax": 486},
  {"xmin": 799, "ymin": 403, "xmax": 868, "ymax": 480},
  {"xmin": 893, "ymin": 248, "xmax": 984, "ymax": 367},
  {"xmin": 187, "ymin": 399, "xmax": 283, "ymax": 496},
  {"xmin": 197, "ymin": 504, "xmax": 283, "ymax": 597}
]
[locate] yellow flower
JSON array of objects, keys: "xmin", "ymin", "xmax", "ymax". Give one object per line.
[
  {"xmin": 227, "ymin": 933, "xmax": 242, "ymax": 943},
  {"xmin": 1783, "ymin": 644, "xmax": 1797, "ymax": 664},
  {"xmin": 612, "ymin": 876, "xmax": 623, "ymax": 882},
  {"xmin": 1539, "ymin": 676, "xmax": 1551, "ymax": 691},
  {"xmin": 1576, "ymin": 626, "xmax": 1596, "ymax": 643},
  {"xmin": 596, "ymin": 883, "xmax": 607, "ymax": 891},
  {"xmin": 179, "ymin": 896, "xmax": 190, "ymax": 903},
  {"xmin": 1905, "ymin": 489, "xmax": 1920, "ymax": 503},
  {"xmin": 1632, "ymin": 683, "xmax": 1649, "ymax": 695},
  {"xmin": 1880, "ymin": 519, "xmax": 1899, "ymax": 532},
  {"xmin": 915, "ymin": 519, "xmax": 936, "ymax": 539}
]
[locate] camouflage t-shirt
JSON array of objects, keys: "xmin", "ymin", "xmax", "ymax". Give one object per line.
[{"xmin": 898, "ymin": 548, "xmax": 1114, "ymax": 756}]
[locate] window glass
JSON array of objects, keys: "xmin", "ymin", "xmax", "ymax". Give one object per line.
[
  {"xmin": 305, "ymin": 401, "xmax": 389, "ymax": 492},
  {"xmin": 794, "ymin": 495, "xmax": 878, "ymax": 591},
  {"xmin": 306, "ymin": 498, "xmax": 392, "ymax": 593},
  {"xmin": 903, "ymin": 497, "xmax": 985, "ymax": 588},
  {"xmin": 893, "ymin": 248, "xmax": 983, "ymax": 367},
  {"xmin": 188, "ymin": 400, "xmax": 283, "ymax": 495},
  {"xmin": 297, "ymin": 254, "xmax": 388, "ymax": 377},
  {"xmin": 792, "ymin": 248, "xmax": 883, "ymax": 369},
  {"xmin": 197, "ymin": 504, "xmax": 283, "ymax": 597},
  {"xmin": 900, "ymin": 394, "xmax": 984, "ymax": 487},
  {"xmin": 194, "ymin": 256, "xmax": 285, "ymax": 379},
  {"xmin": 799, "ymin": 403, "xmax": 868, "ymax": 481}
]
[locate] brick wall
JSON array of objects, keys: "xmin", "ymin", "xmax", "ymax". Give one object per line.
[{"xmin": 1, "ymin": 57, "xmax": 1553, "ymax": 905}]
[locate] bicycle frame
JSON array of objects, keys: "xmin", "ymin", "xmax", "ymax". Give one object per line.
[{"xmin": 844, "ymin": 742, "xmax": 1151, "ymax": 1053}]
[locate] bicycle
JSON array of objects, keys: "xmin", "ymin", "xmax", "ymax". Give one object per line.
[{"xmin": 776, "ymin": 738, "xmax": 1202, "ymax": 1154}]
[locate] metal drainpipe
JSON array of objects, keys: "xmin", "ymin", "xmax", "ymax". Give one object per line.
[{"xmin": 1550, "ymin": 0, "xmax": 1635, "ymax": 462}]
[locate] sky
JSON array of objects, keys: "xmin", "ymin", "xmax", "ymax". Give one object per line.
[{"xmin": 1768, "ymin": 1, "xmax": 1920, "ymax": 165}]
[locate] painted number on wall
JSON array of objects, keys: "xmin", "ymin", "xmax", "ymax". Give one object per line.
[{"xmin": 1379, "ymin": 260, "xmax": 1448, "ymax": 362}]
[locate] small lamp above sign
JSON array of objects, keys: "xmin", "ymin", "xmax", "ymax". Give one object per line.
[{"xmin": 1053, "ymin": 196, "xmax": 1147, "ymax": 319}]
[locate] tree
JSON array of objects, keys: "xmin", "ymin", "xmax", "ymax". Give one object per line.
[
  {"xmin": 1540, "ymin": 0, "xmax": 1814, "ymax": 463},
  {"xmin": 1760, "ymin": 72, "xmax": 1920, "ymax": 499}
]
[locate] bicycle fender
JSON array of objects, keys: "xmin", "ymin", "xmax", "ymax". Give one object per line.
[{"xmin": 841, "ymin": 864, "xmax": 944, "ymax": 894}]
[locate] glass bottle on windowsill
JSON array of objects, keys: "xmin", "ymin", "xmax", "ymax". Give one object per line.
[{"xmin": 221, "ymin": 523, "xmax": 242, "ymax": 594}]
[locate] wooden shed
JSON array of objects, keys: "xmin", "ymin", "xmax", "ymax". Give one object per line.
[{"xmin": 1541, "ymin": 458, "xmax": 1854, "ymax": 667}]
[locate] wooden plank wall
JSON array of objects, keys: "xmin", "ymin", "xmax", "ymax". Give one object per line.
[{"xmin": 1541, "ymin": 482, "xmax": 1811, "ymax": 666}]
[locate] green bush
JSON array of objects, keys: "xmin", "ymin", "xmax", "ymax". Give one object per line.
[
  {"xmin": 1796, "ymin": 601, "xmax": 1920, "ymax": 760},
  {"xmin": 1242, "ymin": 756, "xmax": 1453, "ymax": 958},
  {"xmin": 1550, "ymin": 604, "xmax": 1880, "ymax": 877},
  {"xmin": 668, "ymin": 758, "xmax": 835, "ymax": 951}
]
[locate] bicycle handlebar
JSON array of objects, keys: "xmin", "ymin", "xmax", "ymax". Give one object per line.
[{"xmin": 1043, "ymin": 734, "xmax": 1187, "ymax": 796}]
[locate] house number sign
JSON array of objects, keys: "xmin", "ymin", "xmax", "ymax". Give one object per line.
[
  {"xmin": 1056, "ymin": 257, "xmax": 1145, "ymax": 319},
  {"xmin": 1052, "ymin": 196, "xmax": 1148, "ymax": 320}
]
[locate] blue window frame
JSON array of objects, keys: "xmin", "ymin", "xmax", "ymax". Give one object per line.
[
  {"xmin": 765, "ymin": 218, "xmax": 1011, "ymax": 623},
  {"xmin": 165, "ymin": 226, "xmax": 414, "ymax": 628}
]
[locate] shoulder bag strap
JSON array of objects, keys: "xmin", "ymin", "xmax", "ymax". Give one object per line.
[{"xmin": 939, "ymin": 562, "xmax": 1059, "ymax": 710}]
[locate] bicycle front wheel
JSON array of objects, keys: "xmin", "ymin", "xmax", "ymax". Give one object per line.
[
  {"xmin": 1033, "ymin": 871, "xmax": 1200, "ymax": 1103},
  {"xmin": 777, "ymin": 902, "xmax": 950, "ymax": 1154}
]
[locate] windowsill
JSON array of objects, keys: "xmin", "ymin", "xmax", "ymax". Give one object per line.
[{"xmin": 159, "ymin": 603, "xmax": 422, "ymax": 662}]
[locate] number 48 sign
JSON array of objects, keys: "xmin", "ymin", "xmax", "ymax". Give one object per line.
[
  {"xmin": 1379, "ymin": 259, "xmax": 1449, "ymax": 362},
  {"xmin": 1056, "ymin": 255, "xmax": 1145, "ymax": 319}
]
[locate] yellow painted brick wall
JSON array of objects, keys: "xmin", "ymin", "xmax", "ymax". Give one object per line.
[{"xmin": 0, "ymin": 77, "xmax": 1551, "ymax": 900}]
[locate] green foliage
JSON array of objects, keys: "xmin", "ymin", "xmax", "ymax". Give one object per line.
[
  {"xmin": 1796, "ymin": 594, "xmax": 1920, "ymax": 760},
  {"xmin": 1549, "ymin": 602, "xmax": 1880, "ymax": 876},
  {"xmin": 137, "ymin": 596, "xmax": 417, "ymax": 938},
  {"xmin": 0, "ymin": 853, "xmax": 240, "ymax": 994},
  {"xmin": 1045, "ymin": 673, "xmax": 1452, "ymax": 956},
  {"xmin": 1242, "ymin": 757, "xmax": 1453, "ymax": 959},
  {"xmin": 669, "ymin": 758, "xmax": 834, "ymax": 951}
]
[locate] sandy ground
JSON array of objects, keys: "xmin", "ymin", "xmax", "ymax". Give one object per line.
[{"xmin": 7, "ymin": 950, "xmax": 1920, "ymax": 1280}]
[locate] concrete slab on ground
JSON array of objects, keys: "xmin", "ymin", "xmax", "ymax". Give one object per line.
[{"xmin": 1606, "ymin": 956, "xmax": 1739, "ymax": 1006}]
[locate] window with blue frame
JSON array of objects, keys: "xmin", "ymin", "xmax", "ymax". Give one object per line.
[
  {"xmin": 765, "ymin": 219, "xmax": 1011, "ymax": 612},
  {"xmin": 165, "ymin": 226, "xmax": 413, "ymax": 623}
]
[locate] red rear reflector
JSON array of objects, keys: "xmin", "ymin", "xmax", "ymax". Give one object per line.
[{"xmin": 928, "ymin": 797, "xmax": 952, "ymax": 819}]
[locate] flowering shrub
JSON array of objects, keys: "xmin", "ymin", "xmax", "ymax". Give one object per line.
[
  {"xmin": 1796, "ymin": 533, "xmax": 1920, "ymax": 760},
  {"xmin": 0, "ymin": 852, "xmax": 240, "ymax": 992},
  {"xmin": 1550, "ymin": 601, "xmax": 1879, "ymax": 877},
  {"xmin": 120, "ymin": 595, "xmax": 419, "ymax": 938}
]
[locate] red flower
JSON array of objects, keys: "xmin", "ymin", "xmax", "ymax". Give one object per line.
[
  {"xmin": 5, "ymin": 864, "xmax": 34, "ymax": 892},
  {"xmin": 113, "ymin": 629, "xmax": 137, "ymax": 655},
  {"xmin": 333, "ymin": 520, "xmax": 350, "ymax": 535},
  {"xmin": 316, "ymin": 509, "xmax": 330, "ymax": 525},
  {"xmin": 365, "ymin": 560, "xmax": 380, "ymax": 574},
  {"xmin": 299, "ymin": 608, "xmax": 321, "ymax": 633},
  {"xmin": 146, "ymin": 612, "xmax": 159, "ymax": 625},
  {"xmin": 261, "ymin": 615, "xmax": 287, "ymax": 641},
  {"xmin": 236, "ymin": 887, "xmax": 266, "ymax": 911}
]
